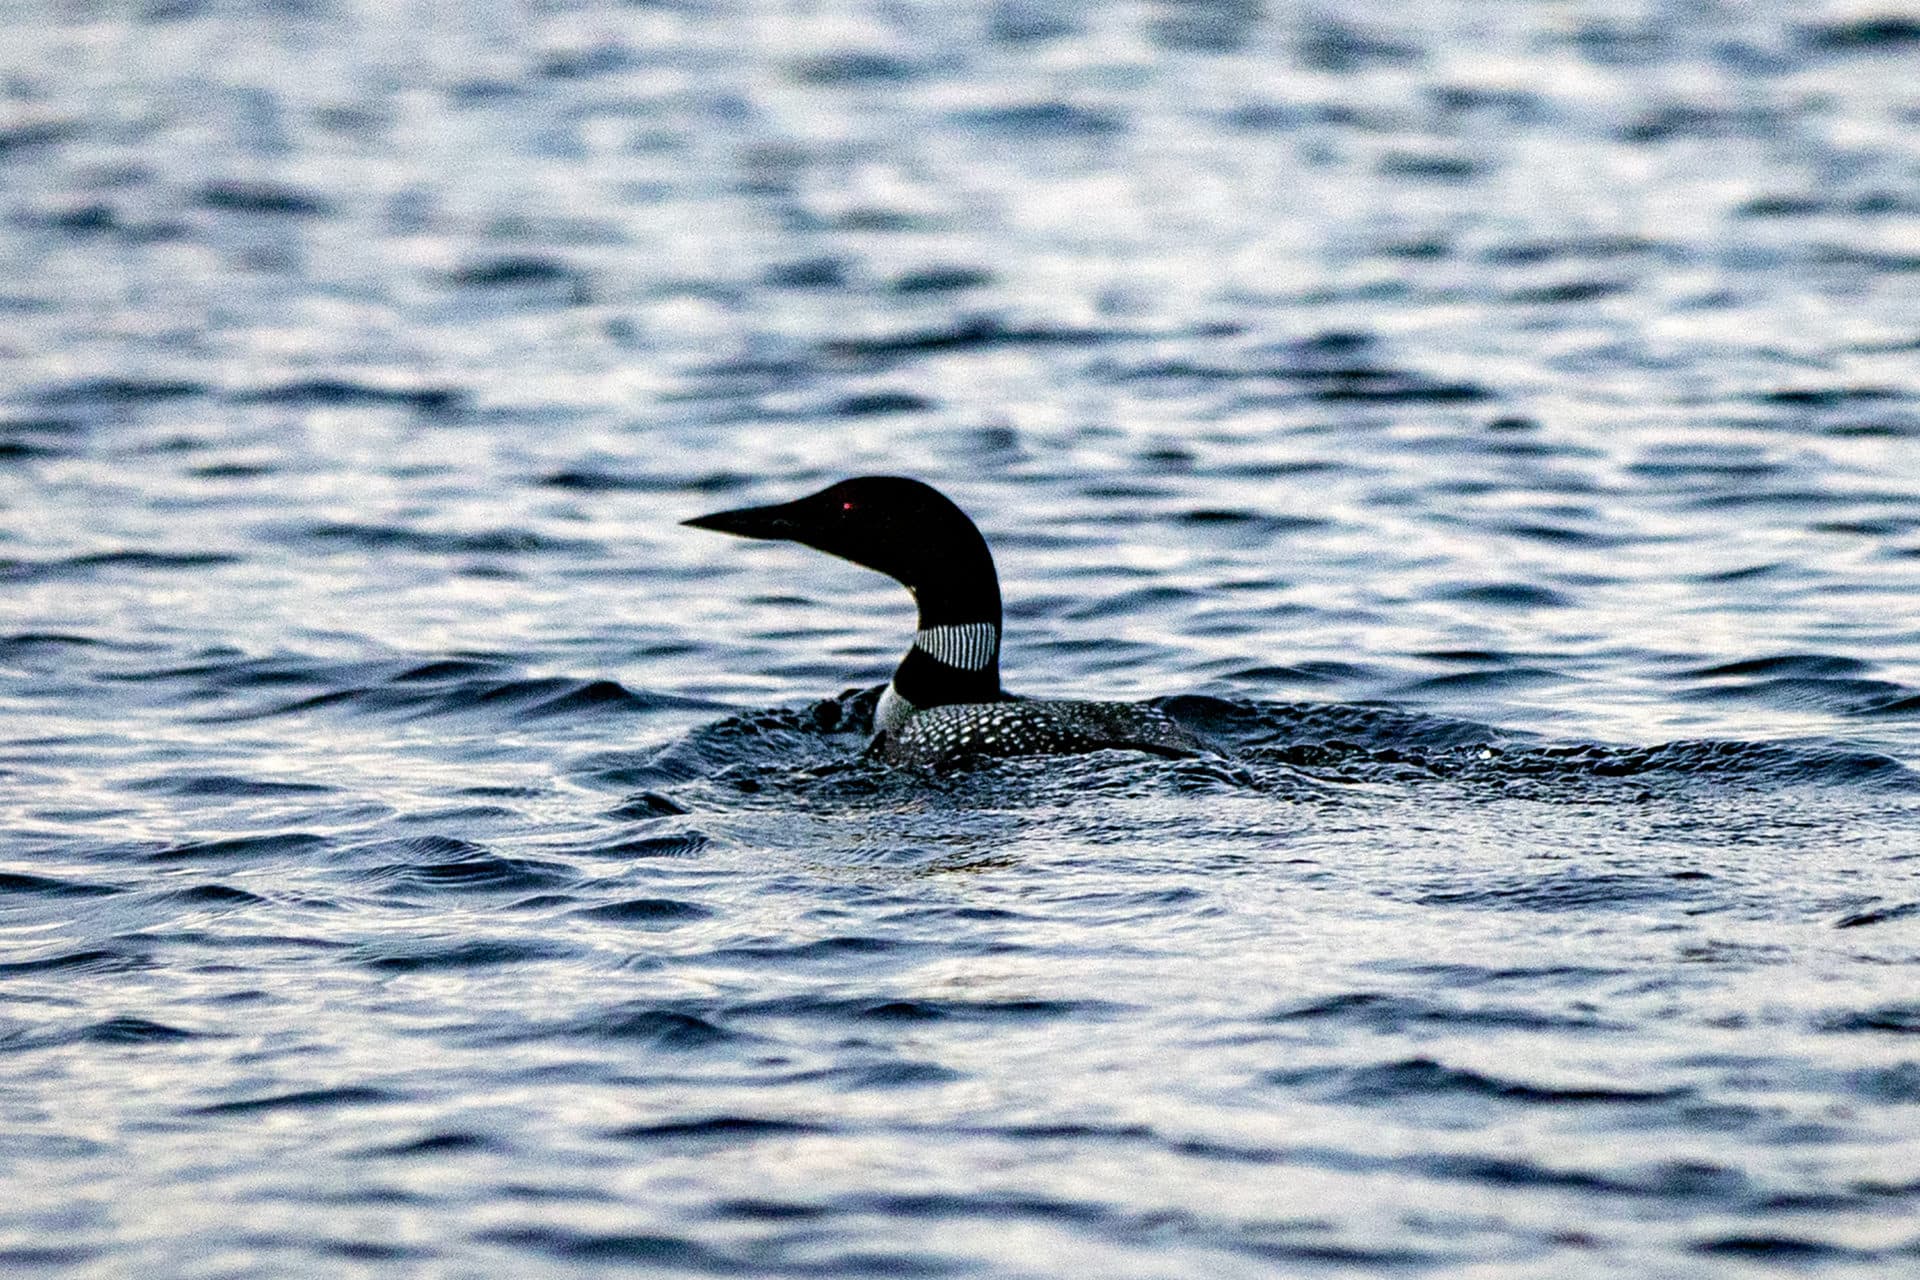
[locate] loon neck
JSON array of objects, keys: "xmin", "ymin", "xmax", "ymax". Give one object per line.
[{"xmin": 889, "ymin": 610, "xmax": 1002, "ymax": 712}]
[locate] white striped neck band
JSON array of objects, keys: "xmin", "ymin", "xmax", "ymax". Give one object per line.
[{"xmin": 913, "ymin": 622, "xmax": 998, "ymax": 671}]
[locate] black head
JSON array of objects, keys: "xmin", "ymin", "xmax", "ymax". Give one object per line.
[{"xmin": 684, "ymin": 476, "xmax": 1000, "ymax": 625}]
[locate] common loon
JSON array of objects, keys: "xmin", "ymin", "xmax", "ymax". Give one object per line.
[{"xmin": 684, "ymin": 476, "xmax": 1209, "ymax": 767}]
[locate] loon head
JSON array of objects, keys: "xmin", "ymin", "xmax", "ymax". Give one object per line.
[
  {"xmin": 683, "ymin": 476, "xmax": 1001, "ymax": 627},
  {"xmin": 685, "ymin": 476, "xmax": 1006, "ymax": 720}
]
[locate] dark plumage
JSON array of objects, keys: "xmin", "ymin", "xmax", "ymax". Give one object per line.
[{"xmin": 684, "ymin": 476, "xmax": 1208, "ymax": 767}]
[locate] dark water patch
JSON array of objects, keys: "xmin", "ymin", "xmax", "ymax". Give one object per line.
[
  {"xmin": 368, "ymin": 1131, "xmax": 507, "ymax": 1157},
  {"xmin": 1848, "ymin": 1061, "xmax": 1920, "ymax": 1103},
  {"xmin": 1269, "ymin": 991, "xmax": 1616, "ymax": 1033},
  {"xmin": 791, "ymin": 50, "xmax": 919, "ymax": 84},
  {"xmin": 1380, "ymin": 150, "xmax": 1480, "ymax": 181},
  {"xmin": 707, "ymin": 1197, "xmax": 828, "ymax": 1221},
  {"xmin": 705, "ymin": 935, "xmax": 922, "ymax": 965},
  {"xmin": 1820, "ymin": 415, "xmax": 1920, "ymax": 439},
  {"xmin": 1398, "ymin": 669, "xmax": 1566, "ymax": 697},
  {"xmin": 73, "ymin": 549, "xmax": 238, "ymax": 571},
  {"xmin": 1803, "ymin": 16, "xmax": 1920, "ymax": 51},
  {"xmin": 193, "ymin": 1085, "xmax": 394, "ymax": 1116},
  {"xmin": 355, "ymin": 938, "xmax": 577, "ymax": 972},
  {"xmin": 208, "ymin": 687, "xmax": 371, "ymax": 720},
  {"xmin": 1690, "ymin": 561, "xmax": 1789, "ymax": 583},
  {"xmin": 1694, "ymin": 1235, "xmax": 1862, "ymax": 1260},
  {"xmin": 0, "ymin": 871, "xmax": 122, "ymax": 898},
  {"xmin": 17, "ymin": 200, "xmax": 110, "ymax": 233},
  {"xmin": 1299, "ymin": 19, "xmax": 1421, "ymax": 70},
  {"xmin": 762, "ymin": 256, "xmax": 847, "ymax": 288},
  {"xmin": 1160, "ymin": 696, "xmax": 1501, "ymax": 754},
  {"xmin": 1815, "ymin": 244, "xmax": 1920, "ymax": 273},
  {"xmin": 823, "ymin": 314, "xmax": 1112, "ymax": 358},
  {"xmin": 597, "ymin": 694, "xmax": 877, "ymax": 789},
  {"xmin": 1835, "ymin": 901, "xmax": 1920, "ymax": 928},
  {"xmin": 1619, "ymin": 104, "xmax": 1762, "ymax": 143},
  {"xmin": 31, "ymin": 377, "xmax": 207, "ymax": 408},
  {"xmin": 1506, "ymin": 279, "xmax": 1629, "ymax": 304},
  {"xmin": 984, "ymin": 1121, "xmax": 1159, "ymax": 1143},
  {"xmin": 1151, "ymin": 0, "xmax": 1263, "ymax": 52},
  {"xmin": 234, "ymin": 378, "xmax": 462, "ymax": 413},
  {"xmin": 366, "ymin": 848, "xmax": 576, "ymax": 894},
  {"xmin": 1115, "ymin": 347, "xmax": 1484, "ymax": 406},
  {"xmin": 569, "ymin": 1008, "xmax": 738, "ymax": 1048},
  {"xmin": 280, "ymin": 520, "xmax": 591, "ymax": 556},
  {"xmin": 0, "ymin": 631, "xmax": 149, "ymax": 656},
  {"xmin": 1738, "ymin": 194, "xmax": 1827, "ymax": 219},
  {"xmin": 1449, "ymin": 738, "xmax": 1918, "ymax": 792},
  {"xmin": 1237, "ymin": 1240, "xmax": 1444, "ymax": 1268},
  {"xmin": 515, "ymin": 678, "xmax": 676, "ymax": 719},
  {"xmin": 1819, "ymin": 1006, "xmax": 1920, "ymax": 1034},
  {"xmin": 1489, "ymin": 519, "xmax": 1620, "ymax": 547},
  {"xmin": 538, "ymin": 40, "xmax": 636, "ymax": 79},
  {"xmin": 577, "ymin": 832, "xmax": 710, "ymax": 858},
  {"xmin": 1687, "ymin": 654, "xmax": 1874, "ymax": 679},
  {"xmin": 309, "ymin": 1239, "xmax": 434, "ymax": 1262},
  {"xmin": 478, "ymin": 1227, "xmax": 743, "ymax": 1270},
  {"xmin": 1059, "ymin": 583, "xmax": 1196, "ymax": 620},
  {"xmin": 988, "ymin": 2, "xmax": 1076, "ymax": 43},
  {"xmin": 161, "ymin": 883, "xmax": 266, "ymax": 905},
  {"xmin": 150, "ymin": 832, "xmax": 328, "ymax": 863},
  {"xmin": 535, "ymin": 467, "xmax": 738, "ymax": 493},
  {"xmin": 574, "ymin": 897, "xmax": 714, "ymax": 925},
  {"xmin": 110, "ymin": 651, "xmax": 369, "ymax": 690},
  {"xmin": 1220, "ymin": 662, "xmax": 1354, "ymax": 686},
  {"xmin": 739, "ymin": 994, "xmax": 1125, "ymax": 1024},
  {"xmin": 128, "ymin": 773, "xmax": 334, "ymax": 798},
  {"xmin": 607, "ymin": 1115, "xmax": 825, "ymax": 1143},
  {"xmin": 1323, "ymin": 1057, "xmax": 1685, "ymax": 1105},
  {"xmin": 1176, "ymin": 508, "xmax": 1327, "ymax": 533},
  {"xmin": 1308, "ymin": 373, "xmax": 1492, "ymax": 404},
  {"xmin": 392, "ymin": 658, "xmax": 511, "ymax": 682},
  {"xmin": 447, "ymin": 255, "xmax": 586, "ymax": 298},
  {"xmin": 1420, "ymin": 871, "xmax": 1688, "ymax": 912},
  {"xmin": 1485, "ymin": 236, "xmax": 1674, "ymax": 265},
  {"xmin": 4, "ymin": 549, "xmax": 242, "ymax": 583},
  {"xmin": 835, "ymin": 390, "xmax": 933, "ymax": 416},
  {"xmin": 197, "ymin": 179, "xmax": 330, "ymax": 216},
  {"xmin": 890, "ymin": 265, "xmax": 992, "ymax": 294},
  {"xmin": 603, "ymin": 791, "xmax": 690, "ymax": 820},
  {"xmin": 1628, "ymin": 448, "xmax": 1780, "ymax": 481},
  {"xmin": 83, "ymin": 1015, "xmax": 197, "ymax": 1044},
  {"xmin": 1436, "ymin": 582, "xmax": 1570, "ymax": 608},
  {"xmin": 1412, "ymin": 1152, "xmax": 1741, "ymax": 1200},
  {"xmin": 0, "ymin": 414, "xmax": 85, "ymax": 456},
  {"xmin": 959, "ymin": 101, "xmax": 1124, "ymax": 137},
  {"xmin": 1224, "ymin": 100, "xmax": 1310, "ymax": 130},
  {"xmin": 506, "ymin": 893, "xmax": 575, "ymax": 912},
  {"xmin": 1679, "ymin": 675, "xmax": 1919, "ymax": 717},
  {"xmin": 0, "ymin": 116, "xmax": 80, "ymax": 154},
  {"xmin": 1760, "ymin": 386, "xmax": 1903, "ymax": 408},
  {"xmin": 850, "ymin": 1189, "xmax": 1104, "ymax": 1224}
]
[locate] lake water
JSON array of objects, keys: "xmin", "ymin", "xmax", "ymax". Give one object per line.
[{"xmin": 3, "ymin": 1, "xmax": 1919, "ymax": 1275}]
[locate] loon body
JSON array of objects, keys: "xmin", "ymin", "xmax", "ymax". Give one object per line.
[{"xmin": 684, "ymin": 476, "xmax": 1208, "ymax": 768}]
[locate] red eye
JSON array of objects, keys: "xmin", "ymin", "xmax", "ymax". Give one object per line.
[{"xmin": 841, "ymin": 501, "xmax": 855, "ymax": 511}]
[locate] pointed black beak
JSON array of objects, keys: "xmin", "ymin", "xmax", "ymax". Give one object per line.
[{"xmin": 681, "ymin": 498, "xmax": 807, "ymax": 542}]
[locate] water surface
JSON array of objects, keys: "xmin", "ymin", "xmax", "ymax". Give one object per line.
[{"xmin": 3, "ymin": 2, "xmax": 1919, "ymax": 1275}]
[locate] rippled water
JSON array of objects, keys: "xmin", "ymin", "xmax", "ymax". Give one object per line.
[{"xmin": 5, "ymin": 1, "xmax": 1920, "ymax": 1274}]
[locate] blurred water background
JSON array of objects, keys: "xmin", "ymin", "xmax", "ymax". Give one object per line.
[{"xmin": 3, "ymin": 1, "xmax": 1920, "ymax": 1274}]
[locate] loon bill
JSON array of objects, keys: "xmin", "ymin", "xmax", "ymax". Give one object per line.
[{"xmin": 683, "ymin": 476, "xmax": 1210, "ymax": 767}]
